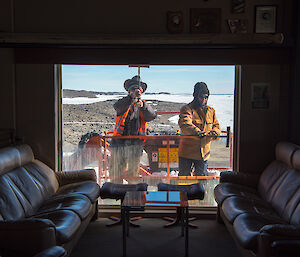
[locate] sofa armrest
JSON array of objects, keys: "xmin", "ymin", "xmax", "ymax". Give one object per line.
[
  {"xmin": 220, "ymin": 171, "xmax": 260, "ymax": 188},
  {"xmin": 56, "ymin": 169, "xmax": 97, "ymax": 186},
  {"xmin": 34, "ymin": 246, "xmax": 67, "ymax": 257},
  {"xmin": 260, "ymin": 224, "xmax": 300, "ymax": 237},
  {"xmin": 0, "ymin": 218, "xmax": 57, "ymax": 256},
  {"xmin": 258, "ymin": 224, "xmax": 300, "ymax": 257},
  {"xmin": 270, "ymin": 240, "xmax": 300, "ymax": 257}
]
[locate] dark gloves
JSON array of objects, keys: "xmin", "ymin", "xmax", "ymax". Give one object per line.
[
  {"xmin": 197, "ymin": 130, "xmax": 219, "ymax": 138},
  {"xmin": 197, "ymin": 131, "xmax": 206, "ymax": 138},
  {"xmin": 207, "ymin": 130, "xmax": 219, "ymax": 138}
]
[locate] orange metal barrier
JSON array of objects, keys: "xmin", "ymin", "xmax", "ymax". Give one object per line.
[
  {"xmin": 88, "ymin": 132, "xmax": 232, "ymax": 184},
  {"xmin": 74, "ymin": 111, "xmax": 233, "ymax": 184}
]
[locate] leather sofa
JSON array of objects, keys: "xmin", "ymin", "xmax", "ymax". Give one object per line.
[
  {"xmin": 0, "ymin": 144, "xmax": 100, "ymax": 257},
  {"xmin": 214, "ymin": 141, "xmax": 300, "ymax": 257},
  {"xmin": 34, "ymin": 246, "xmax": 66, "ymax": 257}
]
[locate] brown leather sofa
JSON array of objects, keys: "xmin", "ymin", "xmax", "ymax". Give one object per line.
[
  {"xmin": 214, "ymin": 141, "xmax": 300, "ymax": 257},
  {"xmin": 0, "ymin": 144, "xmax": 100, "ymax": 257}
]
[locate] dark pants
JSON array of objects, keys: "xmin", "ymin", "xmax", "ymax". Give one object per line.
[{"xmin": 178, "ymin": 157, "xmax": 208, "ymax": 176}]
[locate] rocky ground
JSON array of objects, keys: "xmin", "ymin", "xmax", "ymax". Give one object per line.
[
  {"xmin": 63, "ymin": 94, "xmax": 231, "ymax": 169},
  {"xmin": 63, "ymin": 99, "xmax": 184, "ymax": 146}
]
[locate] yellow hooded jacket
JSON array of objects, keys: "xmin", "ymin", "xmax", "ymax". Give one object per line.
[{"xmin": 178, "ymin": 102, "xmax": 221, "ymax": 161}]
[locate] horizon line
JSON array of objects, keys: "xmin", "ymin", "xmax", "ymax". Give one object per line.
[{"xmin": 63, "ymin": 89, "xmax": 233, "ymax": 95}]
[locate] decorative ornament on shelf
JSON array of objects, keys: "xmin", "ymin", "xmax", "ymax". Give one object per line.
[
  {"xmin": 166, "ymin": 11, "xmax": 184, "ymax": 34},
  {"xmin": 227, "ymin": 19, "xmax": 248, "ymax": 33},
  {"xmin": 231, "ymin": 0, "xmax": 246, "ymax": 14},
  {"xmin": 190, "ymin": 8, "xmax": 221, "ymax": 34}
]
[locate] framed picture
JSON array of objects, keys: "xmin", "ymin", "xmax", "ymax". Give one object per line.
[
  {"xmin": 227, "ymin": 19, "xmax": 248, "ymax": 33},
  {"xmin": 251, "ymin": 83, "xmax": 270, "ymax": 109},
  {"xmin": 190, "ymin": 8, "xmax": 221, "ymax": 33},
  {"xmin": 166, "ymin": 11, "xmax": 184, "ymax": 34},
  {"xmin": 255, "ymin": 6, "xmax": 277, "ymax": 33},
  {"xmin": 231, "ymin": 0, "xmax": 246, "ymax": 14}
]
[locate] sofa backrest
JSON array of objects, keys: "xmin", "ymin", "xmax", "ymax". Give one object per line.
[
  {"xmin": 257, "ymin": 142, "xmax": 300, "ymax": 225},
  {"xmin": 257, "ymin": 142, "xmax": 297, "ymax": 202},
  {"xmin": 0, "ymin": 145, "xmax": 59, "ymax": 221},
  {"xmin": 292, "ymin": 149, "xmax": 300, "ymax": 170},
  {"xmin": 0, "ymin": 145, "xmax": 34, "ymax": 175},
  {"xmin": 285, "ymin": 149, "xmax": 300, "ymax": 225},
  {"xmin": 270, "ymin": 168, "xmax": 300, "ymax": 222}
]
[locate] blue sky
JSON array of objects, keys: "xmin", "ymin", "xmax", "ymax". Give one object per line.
[{"xmin": 62, "ymin": 65, "xmax": 235, "ymax": 94}]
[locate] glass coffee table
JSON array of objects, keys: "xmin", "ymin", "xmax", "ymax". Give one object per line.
[{"xmin": 121, "ymin": 191, "xmax": 189, "ymax": 257}]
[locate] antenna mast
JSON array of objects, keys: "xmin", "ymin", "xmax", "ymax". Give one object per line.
[{"xmin": 129, "ymin": 64, "xmax": 150, "ymax": 79}]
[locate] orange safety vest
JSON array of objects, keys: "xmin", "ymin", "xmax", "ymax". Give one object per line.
[{"xmin": 113, "ymin": 106, "xmax": 147, "ymax": 136}]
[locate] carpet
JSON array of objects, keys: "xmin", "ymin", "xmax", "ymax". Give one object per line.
[{"xmin": 70, "ymin": 218, "xmax": 241, "ymax": 257}]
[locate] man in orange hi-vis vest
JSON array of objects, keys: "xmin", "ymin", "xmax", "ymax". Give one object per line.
[{"xmin": 110, "ymin": 75, "xmax": 157, "ymax": 183}]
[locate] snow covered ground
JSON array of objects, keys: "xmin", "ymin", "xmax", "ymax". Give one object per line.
[{"xmin": 63, "ymin": 93, "xmax": 234, "ymax": 131}]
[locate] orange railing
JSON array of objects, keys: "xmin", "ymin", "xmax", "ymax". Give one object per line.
[
  {"xmin": 94, "ymin": 132, "xmax": 233, "ymax": 184},
  {"xmin": 64, "ymin": 111, "xmax": 233, "ymax": 185}
]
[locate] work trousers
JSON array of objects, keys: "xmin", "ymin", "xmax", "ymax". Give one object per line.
[
  {"xmin": 109, "ymin": 144, "xmax": 143, "ymax": 184},
  {"xmin": 178, "ymin": 157, "xmax": 208, "ymax": 176}
]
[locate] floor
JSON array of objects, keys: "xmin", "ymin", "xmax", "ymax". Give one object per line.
[{"xmin": 70, "ymin": 217, "xmax": 242, "ymax": 257}]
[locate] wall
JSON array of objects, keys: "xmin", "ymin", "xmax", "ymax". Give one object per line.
[
  {"xmin": 290, "ymin": 0, "xmax": 300, "ymax": 145},
  {"xmin": 0, "ymin": 0, "xmax": 13, "ymax": 32},
  {"xmin": 0, "ymin": 49, "xmax": 15, "ymax": 130},
  {"xmin": 12, "ymin": 0, "xmax": 288, "ymax": 35},
  {"xmin": 0, "ymin": 1, "xmax": 14, "ymax": 129},
  {"xmin": 239, "ymin": 65, "xmax": 289, "ymax": 172},
  {"xmin": 15, "ymin": 64, "xmax": 56, "ymax": 168},
  {"xmin": 0, "ymin": 54, "xmax": 57, "ymax": 169}
]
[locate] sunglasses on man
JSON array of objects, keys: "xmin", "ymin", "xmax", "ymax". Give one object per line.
[
  {"xmin": 129, "ymin": 85, "xmax": 142, "ymax": 92},
  {"xmin": 199, "ymin": 94, "xmax": 209, "ymax": 99}
]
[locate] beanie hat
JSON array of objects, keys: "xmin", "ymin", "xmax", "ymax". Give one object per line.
[
  {"xmin": 193, "ymin": 82, "xmax": 210, "ymax": 97},
  {"xmin": 124, "ymin": 75, "xmax": 147, "ymax": 93}
]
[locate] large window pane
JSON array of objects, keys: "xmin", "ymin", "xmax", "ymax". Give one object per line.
[{"xmin": 62, "ymin": 65, "xmax": 234, "ymax": 207}]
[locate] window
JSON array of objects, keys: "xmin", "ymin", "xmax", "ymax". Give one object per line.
[{"xmin": 62, "ymin": 65, "xmax": 235, "ymax": 207}]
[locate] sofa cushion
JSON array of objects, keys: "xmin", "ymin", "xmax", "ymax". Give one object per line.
[
  {"xmin": 269, "ymin": 169, "xmax": 300, "ymax": 222},
  {"xmin": 6, "ymin": 167, "xmax": 46, "ymax": 216},
  {"xmin": 0, "ymin": 176, "xmax": 26, "ymax": 220},
  {"xmin": 0, "ymin": 144, "xmax": 34, "ymax": 175},
  {"xmin": 214, "ymin": 182, "xmax": 261, "ymax": 205},
  {"xmin": 0, "ymin": 218, "xmax": 57, "ymax": 257},
  {"xmin": 292, "ymin": 149, "xmax": 300, "ymax": 170},
  {"xmin": 257, "ymin": 160, "xmax": 290, "ymax": 203},
  {"xmin": 37, "ymin": 194, "xmax": 92, "ymax": 220},
  {"xmin": 32, "ymin": 210, "xmax": 81, "ymax": 244},
  {"xmin": 222, "ymin": 196, "xmax": 281, "ymax": 224},
  {"xmin": 33, "ymin": 246, "xmax": 66, "ymax": 257},
  {"xmin": 281, "ymin": 175, "xmax": 300, "ymax": 225},
  {"xmin": 25, "ymin": 160, "xmax": 59, "ymax": 197},
  {"xmin": 233, "ymin": 213, "xmax": 286, "ymax": 251},
  {"xmin": 56, "ymin": 181, "xmax": 100, "ymax": 203},
  {"xmin": 275, "ymin": 142, "xmax": 298, "ymax": 167}
]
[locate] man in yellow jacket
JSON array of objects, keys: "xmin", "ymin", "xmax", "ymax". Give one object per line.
[{"xmin": 178, "ymin": 82, "xmax": 220, "ymax": 177}]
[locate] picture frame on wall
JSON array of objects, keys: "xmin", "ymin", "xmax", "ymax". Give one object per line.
[
  {"xmin": 251, "ymin": 83, "xmax": 270, "ymax": 109},
  {"xmin": 255, "ymin": 6, "xmax": 277, "ymax": 33},
  {"xmin": 231, "ymin": 0, "xmax": 246, "ymax": 14},
  {"xmin": 227, "ymin": 19, "xmax": 248, "ymax": 33},
  {"xmin": 166, "ymin": 11, "xmax": 184, "ymax": 34},
  {"xmin": 190, "ymin": 8, "xmax": 221, "ymax": 33}
]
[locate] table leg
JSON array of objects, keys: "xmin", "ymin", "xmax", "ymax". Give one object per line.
[
  {"xmin": 122, "ymin": 208, "xmax": 126, "ymax": 257},
  {"xmin": 126, "ymin": 209, "xmax": 130, "ymax": 237},
  {"xmin": 180, "ymin": 207, "xmax": 184, "ymax": 237},
  {"xmin": 185, "ymin": 207, "xmax": 189, "ymax": 257}
]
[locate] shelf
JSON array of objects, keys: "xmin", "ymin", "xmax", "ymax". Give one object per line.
[{"xmin": 0, "ymin": 32, "xmax": 290, "ymax": 49}]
